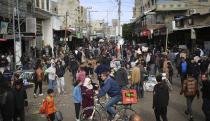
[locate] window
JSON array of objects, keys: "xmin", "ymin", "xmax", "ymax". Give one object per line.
[
  {"xmin": 46, "ymin": 0, "xmax": 49, "ymax": 11},
  {"xmin": 36, "ymin": 0, "xmax": 39, "ymax": 7},
  {"xmin": 41, "ymin": 0, "xmax": 45, "ymax": 9}
]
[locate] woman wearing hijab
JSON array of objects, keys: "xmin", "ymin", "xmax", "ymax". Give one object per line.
[{"xmin": 81, "ymin": 77, "xmax": 94, "ymax": 117}]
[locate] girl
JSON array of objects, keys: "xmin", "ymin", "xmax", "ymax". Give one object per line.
[{"xmin": 73, "ymin": 80, "xmax": 83, "ymax": 121}]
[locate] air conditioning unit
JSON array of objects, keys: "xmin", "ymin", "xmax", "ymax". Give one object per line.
[{"xmin": 189, "ymin": 9, "xmax": 197, "ymax": 15}]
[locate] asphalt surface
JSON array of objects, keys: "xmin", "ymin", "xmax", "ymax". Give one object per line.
[{"xmin": 25, "ymin": 70, "xmax": 205, "ymax": 121}]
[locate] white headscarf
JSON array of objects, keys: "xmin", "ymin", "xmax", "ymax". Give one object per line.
[{"xmin": 83, "ymin": 77, "xmax": 93, "ymax": 90}]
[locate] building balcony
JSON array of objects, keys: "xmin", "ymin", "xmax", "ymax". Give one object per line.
[{"xmin": 156, "ymin": 1, "xmax": 188, "ymax": 11}]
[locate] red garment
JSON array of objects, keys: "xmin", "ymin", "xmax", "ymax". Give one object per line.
[{"xmin": 81, "ymin": 86, "xmax": 94, "ymax": 117}]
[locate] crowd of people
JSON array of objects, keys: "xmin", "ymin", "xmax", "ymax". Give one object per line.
[{"xmin": 0, "ymin": 41, "xmax": 210, "ymax": 121}]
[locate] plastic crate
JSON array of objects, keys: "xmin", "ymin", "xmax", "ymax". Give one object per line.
[{"xmin": 121, "ymin": 89, "xmax": 137, "ymax": 104}]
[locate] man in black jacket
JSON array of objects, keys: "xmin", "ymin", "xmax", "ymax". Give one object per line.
[
  {"xmin": 153, "ymin": 75, "xmax": 169, "ymax": 121},
  {"xmin": 13, "ymin": 79, "xmax": 28, "ymax": 121},
  {"xmin": 201, "ymin": 74, "xmax": 210, "ymax": 121},
  {"xmin": 0, "ymin": 75, "xmax": 14, "ymax": 121}
]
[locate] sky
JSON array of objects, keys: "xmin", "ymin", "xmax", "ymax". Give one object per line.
[{"xmin": 80, "ymin": 0, "xmax": 134, "ymax": 25}]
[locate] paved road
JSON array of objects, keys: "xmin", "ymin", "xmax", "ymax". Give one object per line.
[{"xmin": 25, "ymin": 70, "xmax": 205, "ymax": 121}]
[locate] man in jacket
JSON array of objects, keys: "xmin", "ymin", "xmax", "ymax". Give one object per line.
[
  {"xmin": 200, "ymin": 74, "xmax": 210, "ymax": 121},
  {"xmin": 153, "ymin": 75, "xmax": 169, "ymax": 121},
  {"xmin": 97, "ymin": 67, "xmax": 121, "ymax": 121},
  {"xmin": 114, "ymin": 63, "xmax": 128, "ymax": 88},
  {"xmin": 13, "ymin": 79, "xmax": 28, "ymax": 121},
  {"xmin": 34, "ymin": 65, "xmax": 44, "ymax": 97},
  {"xmin": 180, "ymin": 74, "xmax": 199, "ymax": 121}
]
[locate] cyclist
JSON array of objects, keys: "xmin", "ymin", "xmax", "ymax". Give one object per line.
[{"xmin": 97, "ymin": 67, "xmax": 121, "ymax": 121}]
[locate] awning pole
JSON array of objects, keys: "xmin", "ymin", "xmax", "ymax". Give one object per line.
[{"xmin": 165, "ymin": 28, "xmax": 168, "ymax": 52}]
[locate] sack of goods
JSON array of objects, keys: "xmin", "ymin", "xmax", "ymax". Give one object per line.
[
  {"xmin": 121, "ymin": 89, "xmax": 138, "ymax": 104},
  {"xmin": 143, "ymin": 75, "xmax": 157, "ymax": 92}
]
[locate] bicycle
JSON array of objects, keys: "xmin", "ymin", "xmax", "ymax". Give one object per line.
[{"xmin": 79, "ymin": 96, "xmax": 136, "ymax": 121}]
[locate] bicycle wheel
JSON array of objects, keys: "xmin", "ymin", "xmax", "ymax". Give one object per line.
[
  {"xmin": 80, "ymin": 106, "xmax": 101, "ymax": 121},
  {"xmin": 117, "ymin": 107, "xmax": 136, "ymax": 121}
]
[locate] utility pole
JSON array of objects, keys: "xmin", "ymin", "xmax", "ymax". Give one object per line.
[
  {"xmin": 13, "ymin": 0, "xmax": 22, "ymax": 69},
  {"xmin": 118, "ymin": 0, "xmax": 121, "ymax": 38},
  {"xmin": 88, "ymin": 10, "xmax": 91, "ymax": 41},
  {"xmin": 106, "ymin": 9, "xmax": 109, "ymax": 38},
  {"xmin": 64, "ymin": 11, "xmax": 68, "ymax": 51}
]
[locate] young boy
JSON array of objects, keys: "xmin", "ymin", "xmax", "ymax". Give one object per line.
[
  {"xmin": 40, "ymin": 89, "xmax": 56, "ymax": 121},
  {"xmin": 73, "ymin": 80, "xmax": 82, "ymax": 121}
]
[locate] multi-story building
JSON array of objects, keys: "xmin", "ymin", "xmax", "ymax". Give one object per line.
[
  {"xmin": 133, "ymin": 0, "xmax": 210, "ymax": 50},
  {"xmin": 78, "ymin": 6, "xmax": 87, "ymax": 38},
  {"xmin": 57, "ymin": 0, "xmax": 80, "ymax": 30},
  {"xmin": 133, "ymin": 0, "xmax": 142, "ymax": 19}
]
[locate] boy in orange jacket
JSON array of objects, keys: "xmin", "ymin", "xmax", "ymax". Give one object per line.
[{"xmin": 40, "ymin": 89, "xmax": 56, "ymax": 121}]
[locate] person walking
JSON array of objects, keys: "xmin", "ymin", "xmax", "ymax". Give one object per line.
[
  {"xmin": 56, "ymin": 60, "xmax": 65, "ymax": 95},
  {"xmin": 167, "ymin": 62, "xmax": 173, "ymax": 84},
  {"xmin": 131, "ymin": 62, "xmax": 141, "ymax": 99},
  {"xmin": 34, "ymin": 65, "xmax": 45, "ymax": 97},
  {"xmin": 153, "ymin": 75, "xmax": 169, "ymax": 121},
  {"xmin": 73, "ymin": 80, "xmax": 83, "ymax": 121},
  {"xmin": 114, "ymin": 63, "xmax": 128, "ymax": 89},
  {"xmin": 180, "ymin": 74, "xmax": 199, "ymax": 121},
  {"xmin": 13, "ymin": 79, "xmax": 28, "ymax": 121},
  {"xmin": 69, "ymin": 58, "xmax": 79, "ymax": 83},
  {"xmin": 200, "ymin": 74, "xmax": 210, "ymax": 121},
  {"xmin": 178, "ymin": 57, "xmax": 188, "ymax": 86},
  {"xmin": 45, "ymin": 60, "xmax": 57, "ymax": 91}
]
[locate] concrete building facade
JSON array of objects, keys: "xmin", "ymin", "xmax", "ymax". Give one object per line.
[{"xmin": 133, "ymin": 0, "xmax": 210, "ymax": 50}]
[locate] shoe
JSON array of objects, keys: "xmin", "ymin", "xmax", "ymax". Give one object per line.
[
  {"xmin": 76, "ymin": 119, "xmax": 80, "ymax": 121},
  {"xmin": 34, "ymin": 93, "xmax": 37, "ymax": 98},
  {"xmin": 185, "ymin": 110, "xmax": 189, "ymax": 115},
  {"xmin": 112, "ymin": 114, "xmax": 120, "ymax": 121},
  {"xmin": 189, "ymin": 115, "xmax": 193, "ymax": 121},
  {"xmin": 39, "ymin": 93, "xmax": 44, "ymax": 96}
]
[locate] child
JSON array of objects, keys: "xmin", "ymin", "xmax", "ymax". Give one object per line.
[
  {"xmin": 73, "ymin": 80, "xmax": 83, "ymax": 121},
  {"xmin": 40, "ymin": 89, "xmax": 56, "ymax": 121}
]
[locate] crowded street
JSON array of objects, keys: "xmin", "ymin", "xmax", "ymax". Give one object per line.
[{"xmin": 24, "ymin": 69, "xmax": 205, "ymax": 121}]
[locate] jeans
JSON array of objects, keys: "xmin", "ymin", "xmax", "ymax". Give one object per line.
[
  {"xmin": 57, "ymin": 77, "xmax": 65, "ymax": 94},
  {"xmin": 186, "ymin": 96, "xmax": 195, "ymax": 116},
  {"xmin": 48, "ymin": 80, "xmax": 56, "ymax": 91},
  {"xmin": 105, "ymin": 95, "xmax": 121, "ymax": 117},
  {"xmin": 202, "ymin": 98, "xmax": 210, "ymax": 121},
  {"xmin": 34, "ymin": 81, "xmax": 42, "ymax": 94},
  {"xmin": 154, "ymin": 107, "xmax": 168, "ymax": 121}
]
